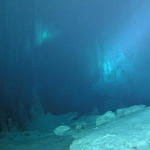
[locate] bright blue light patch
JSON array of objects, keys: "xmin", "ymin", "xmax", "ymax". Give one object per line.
[
  {"xmin": 103, "ymin": 61, "xmax": 113, "ymax": 76},
  {"xmin": 99, "ymin": 49, "xmax": 128, "ymax": 83},
  {"xmin": 36, "ymin": 29, "xmax": 51, "ymax": 46},
  {"xmin": 41, "ymin": 30, "xmax": 50, "ymax": 41},
  {"xmin": 35, "ymin": 22, "xmax": 59, "ymax": 46}
]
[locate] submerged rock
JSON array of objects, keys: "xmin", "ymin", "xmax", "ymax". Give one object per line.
[
  {"xmin": 70, "ymin": 106, "xmax": 150, "ymax": 150},
  {"xmin": 116, "ymin": 105, "xmax": 146, "ymax": 117},
  {"xmin": 54, "ymin": 125, "xmax": 71, "ymax": 136},
  {"xmin": 96, "ymin": 111, "xmax": 116, "ymax": 126}
]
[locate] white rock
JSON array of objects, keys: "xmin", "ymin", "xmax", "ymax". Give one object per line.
[
  {"xmin": 116, "ymin": 105, "xmax": 146, "ymax": 117},
  {"xmin": 96, "ymin": 111, "xmax": 116, "ymax": 126},
  {"xmin": 70, "ymin": 106, "xmax": 150, "ymax": 150},
  {"xmin": 54, "ymin": 125, "xmax": 70, "ymax": 136}
]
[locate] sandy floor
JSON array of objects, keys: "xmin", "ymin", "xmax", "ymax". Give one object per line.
[
  {"xmin": 1, "ymin": 105, "xmax": 150, "ymax": 150},
  {"xmin": 0, "ymin": 132, "xmax": 73, "ymax": 150}
]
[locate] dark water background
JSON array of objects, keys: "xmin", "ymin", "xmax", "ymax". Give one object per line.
[{"xmin": 1, "ymin": 0, "xmax": 150, "ymax": 130}]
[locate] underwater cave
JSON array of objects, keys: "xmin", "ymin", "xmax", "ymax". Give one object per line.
[{"xmin": 1, "ymin": 0, "xmax": 150, "ymax": 150}]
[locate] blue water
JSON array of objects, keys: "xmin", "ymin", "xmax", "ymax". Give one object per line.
[{"xmin": 0, "ymin": 0, "xmax": 150, "ymax": 131}]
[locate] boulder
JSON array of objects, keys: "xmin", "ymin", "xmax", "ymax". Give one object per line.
[{"xmin": 54, "ymin": 125, "xmax": 71, "ymax": 136}]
